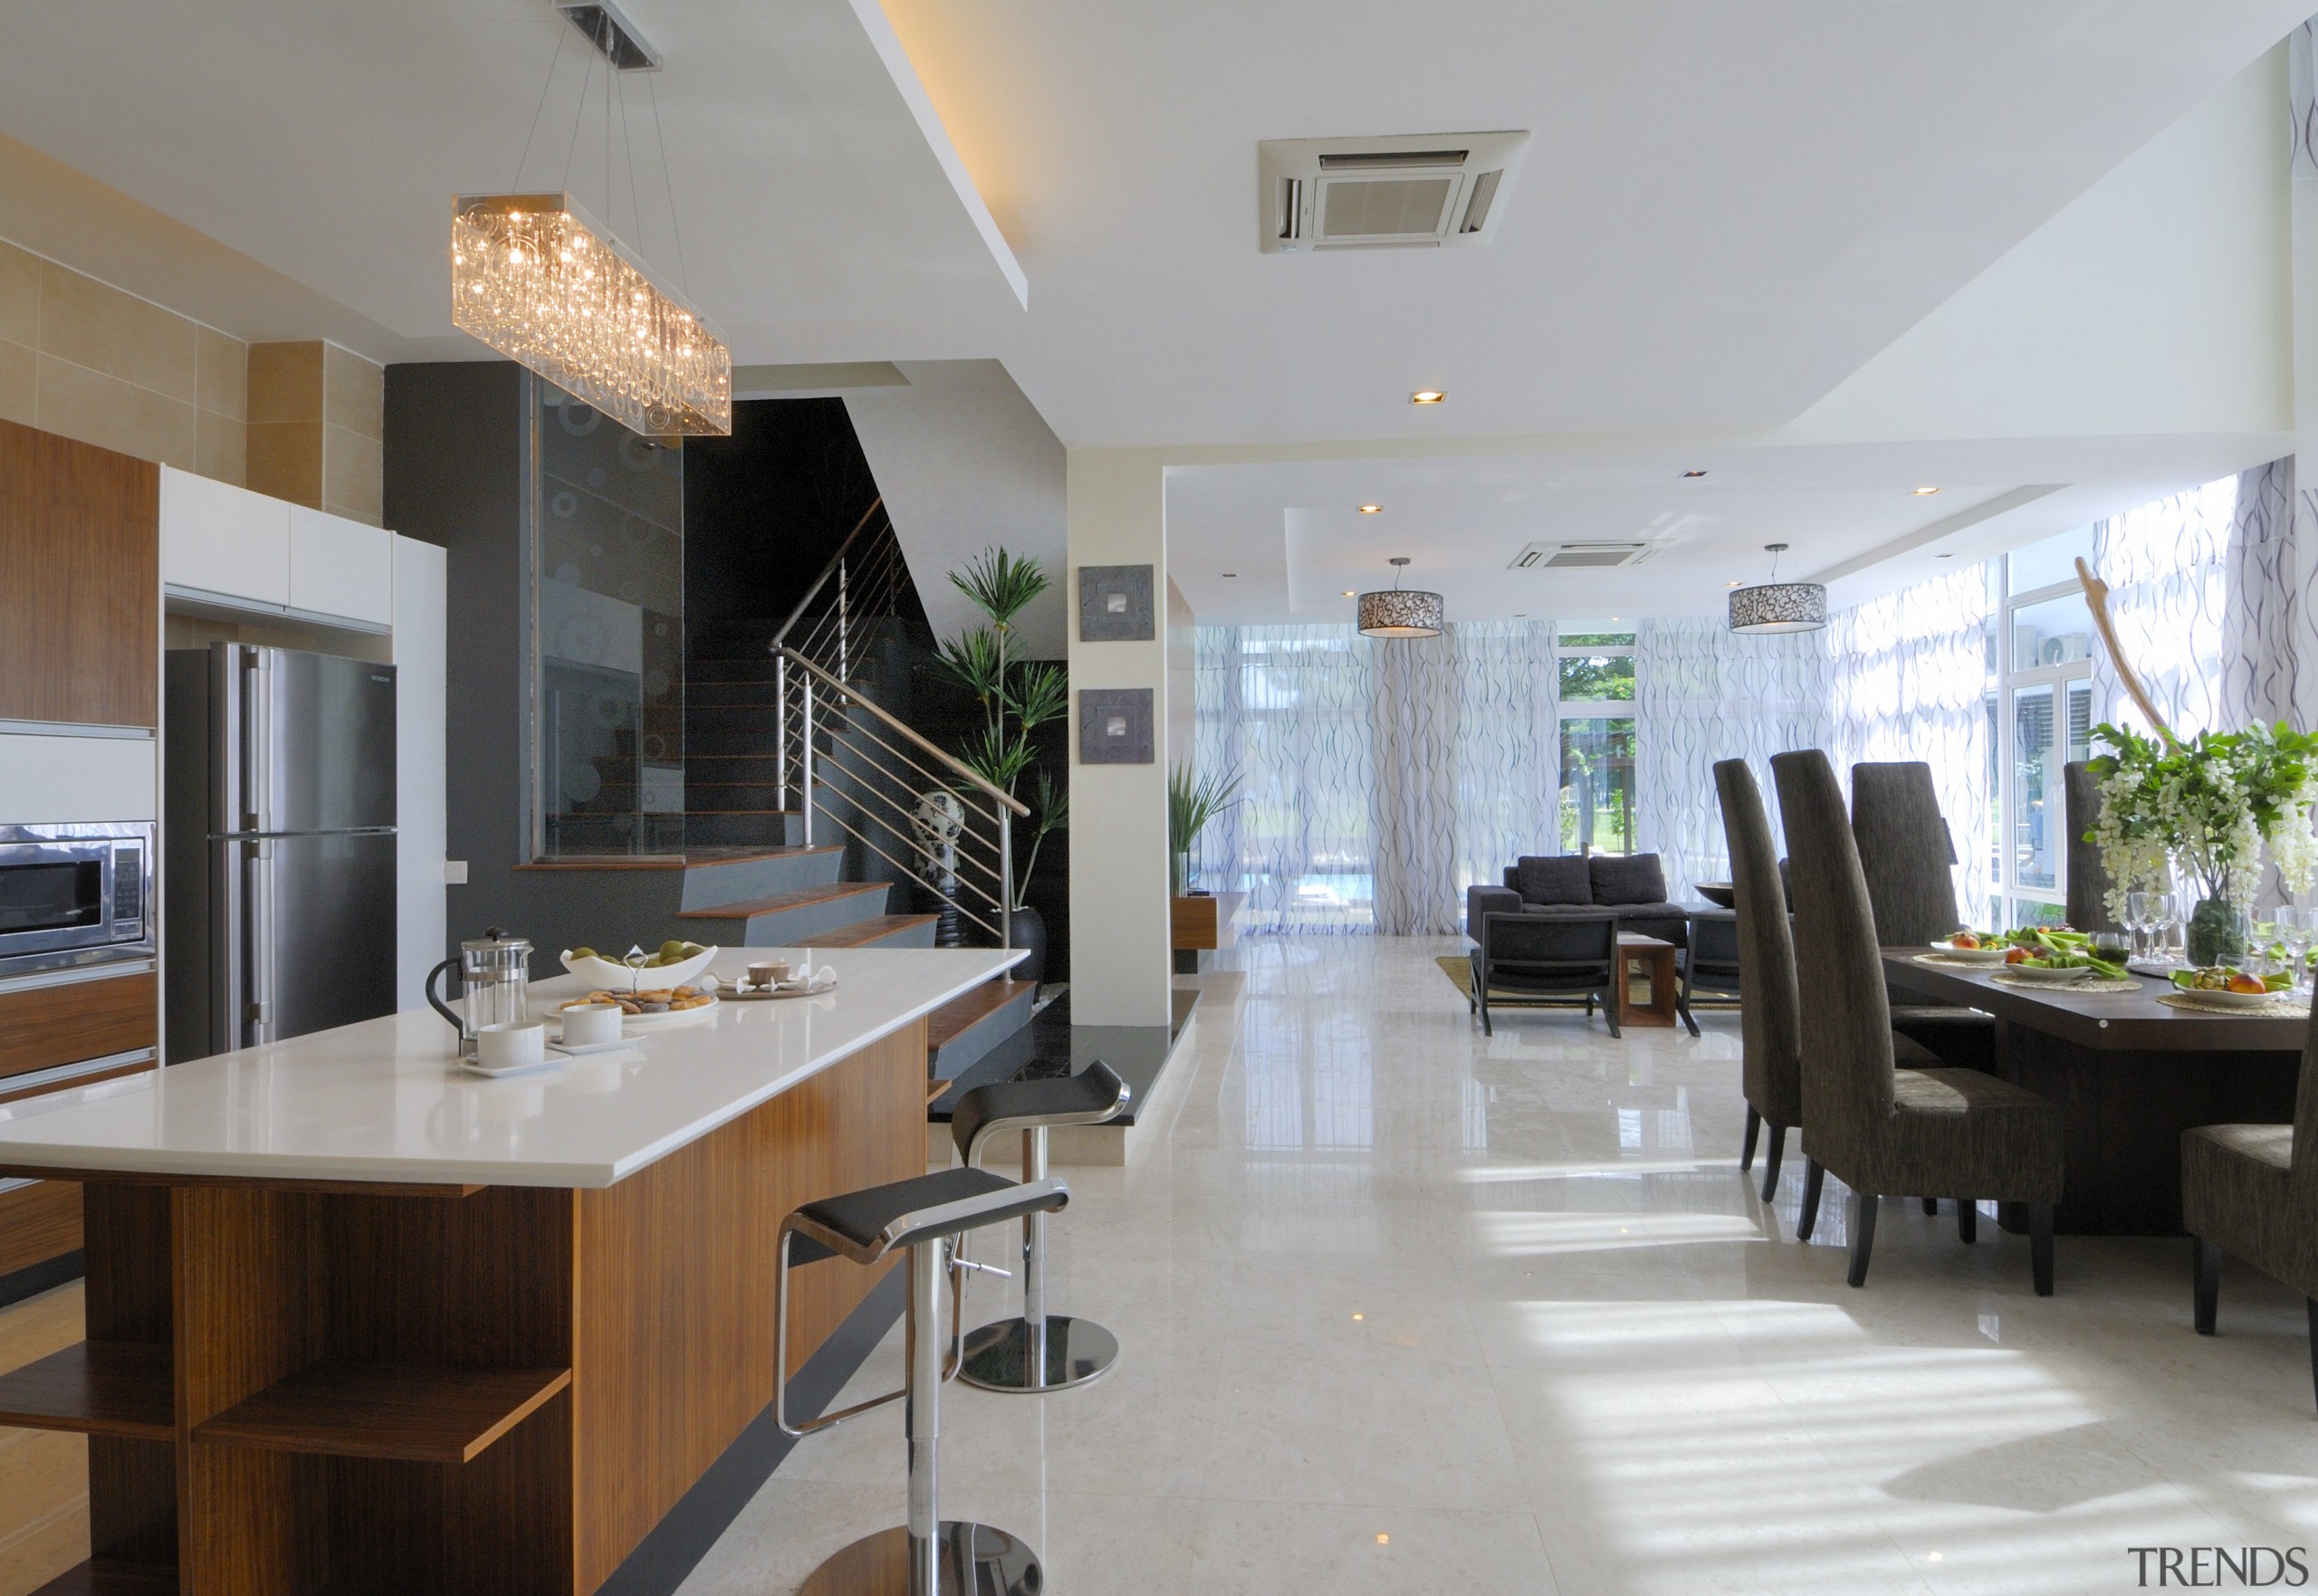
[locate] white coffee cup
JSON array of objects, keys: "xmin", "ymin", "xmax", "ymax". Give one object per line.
[
  {"xmin": 476, "ymin": 1021, "xmax": 547, "ymax": 1070},
  {"xmin": 749, "ymin": 960, "xmax": 793, "ymax": 989},
  {"xmin": 559, "ymin": 1003, "xmax": 622, "ymax": 1046}
]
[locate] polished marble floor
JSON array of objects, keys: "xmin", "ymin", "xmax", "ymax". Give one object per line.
[{"xmin": 683, "ymin": 935, "xmax": 2318, "ymax": 1596}]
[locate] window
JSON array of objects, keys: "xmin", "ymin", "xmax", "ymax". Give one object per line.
[
  {"xmin": 1986, "ymin": 530, "xmax": 2094, "ymax": 928},
  {"xmin": 1556, "ymin": 625, "xmax": 1634, "ymax": 855}
]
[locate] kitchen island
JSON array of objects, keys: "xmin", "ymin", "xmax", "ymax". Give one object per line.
[{"xmin": 0, "ymin": 945, "xmax": 1020, "ymax": 1596}]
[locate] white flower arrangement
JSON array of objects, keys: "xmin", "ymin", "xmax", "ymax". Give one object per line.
[{"xmin": 2087, "ymin": 722, "xmax": 2318, "ymax": 919}]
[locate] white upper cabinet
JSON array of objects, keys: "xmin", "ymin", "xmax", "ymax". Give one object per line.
[
  {"xmin": 289, "ymin": 507, "xmax": 394, "ymax": 629},
  {"xmin": 159, "ymin": 467, "xmax": 290, "ymax": 607}
]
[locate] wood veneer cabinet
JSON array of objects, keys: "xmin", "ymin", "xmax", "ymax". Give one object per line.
[
  {"xmin": 0, "ymin": 1019, "xmax": 925, "ymax": 1596},
  {"xmin": 0, "ymin": 418, "xmax": 159, "ymax": 729}
]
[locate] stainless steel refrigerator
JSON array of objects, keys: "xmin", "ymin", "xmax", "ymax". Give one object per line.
[{"xmin": 165, "ymin": 644, "xmax": 398, "ymax": 1062}]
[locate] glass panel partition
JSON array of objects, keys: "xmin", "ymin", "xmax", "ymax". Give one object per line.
[
  {"xmin": 533, "ymin": 389, "xmax": 685, "ymax": 856},
  {"xmin": 1558, "ymin": 717, "xmax": 1635, "ymax": 855}
]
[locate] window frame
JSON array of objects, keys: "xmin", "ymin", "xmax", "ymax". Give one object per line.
[{"xmin": 1987, "ymin": 561, "xmax": 2094, "ymax": 928}]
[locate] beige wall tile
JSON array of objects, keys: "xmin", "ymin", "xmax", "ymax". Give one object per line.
[
  {"xmin": 322, "ymin": 340, "xmax": 382, "ymax": 440},
  {"xmin": 197, "ymin": 407, "xmax": 247, "ymax": 486},
  {"xmin": 0, "ymin": 242, "xmax": 35, "ymax": 348},
  {"xmin": 196, "ymin": 324, "xmax": 247, "ymax": 420},
  {"xmin": 34, "ymin": 353, "xmax": 196, "ymax": 470},
  {"xmin": 37, "ymin": 261, "xmax": 197, "ymax": 404},
  {"xmin": 323, "ymin": 424, "xmax": 384, "ymax": 525},
  {"xmin": 0, "ymin": 339, "xmax": 33, "ymax": 428},
  {"xmin": 248, "ymin": 417, "xmax": 323, "ymax": 507},
  {"xmin": 247, "ymin": 339, "xmax": 323, "ymax": 424}
]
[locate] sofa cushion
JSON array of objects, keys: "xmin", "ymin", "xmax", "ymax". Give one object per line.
[
  {"xmin": 1515, "ymin": 855, "xmax": 1591, "ymax": 906},
  {"xmin": 1590, "ymin": 853, "xmax": 1667, "ymax": 905}
]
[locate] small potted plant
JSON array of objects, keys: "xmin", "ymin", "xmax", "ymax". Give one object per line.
[{"xmin": 1168, "ymin": 763, "xmax": 1241, "ymax": 897}]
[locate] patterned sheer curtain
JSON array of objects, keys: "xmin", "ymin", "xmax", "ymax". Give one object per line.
[
  {"xmin": 1193, "ymin": 626, "xmax": 1375, "ymax": 932},
  {"xmin": 1194, "ymin": 621, "xmax": 1560, "ymax": 934},
  {"xmin": 1634, "ymin": 617, "xmax": 1832, "ymax": 903},
  {"xmin": 2223, "ymin": 459, "xmax": 2318, "ymax": 731},
  {"xmin": 1826, "ymin": 569, "xmax": 1991, "ymax": 929},
  {"xmin": 2088, "ymin": 475, "xmax": 2236, "ymax": 736}
]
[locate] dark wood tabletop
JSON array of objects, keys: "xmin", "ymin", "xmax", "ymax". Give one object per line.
[{"xmin": 1880, "ymin": 949, "xmax": 2310, "ymax": 1053}]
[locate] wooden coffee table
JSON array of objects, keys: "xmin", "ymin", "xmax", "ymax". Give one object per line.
[{"xmin": 1614, "ymin": 933, "xmax": 1679, "ymax": 1028}]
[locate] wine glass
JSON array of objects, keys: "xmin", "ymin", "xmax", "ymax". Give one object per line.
[
  {"xmin": 2250, "ymin": 907, "xmax": 2281, "ymax": 977},
  {"xmin": 2282, "ymin": 906, "xmax": 2311, "ymax": 993},
  {"xmin": 2124, "ymin": 891, "xmax": 2151, "ymax": 962},
  {"xmin": 2160, "ymin": 892, "xmax": 2186, "ymax": 965}
]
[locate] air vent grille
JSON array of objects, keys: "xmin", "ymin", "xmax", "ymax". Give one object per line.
[
  {"xmin": 1321, "ymin": 177, "xmax": 1457, "ymax": 239},
  {"xmin": 1509, "ymin": 541, "xmax": 1659, "ymax": 571},
  {"xmin": 1259, "ymin": 132, "xmax": 1528, "ymax": 253}
]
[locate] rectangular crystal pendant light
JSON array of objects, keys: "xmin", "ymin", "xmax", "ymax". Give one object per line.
[{"xmin": 452, "ymin": 192, "xmax": 732, "ymax": 436}]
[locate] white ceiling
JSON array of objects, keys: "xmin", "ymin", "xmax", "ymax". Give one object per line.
[{"xmin": 0, "ymin": 0, "xmax": 2305, "ymax": 621}]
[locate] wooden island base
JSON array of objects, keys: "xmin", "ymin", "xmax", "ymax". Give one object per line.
[{"xmin": 0, "ymin": 1021, "xmax": 925, "ymax": 1596}]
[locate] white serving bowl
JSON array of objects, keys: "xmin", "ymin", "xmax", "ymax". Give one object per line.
[
  {"xmin": 1929, "ymin": 941, "xmax": 2008, "ymax": 964},
  {"xmin": 2172, "ymin": 984, "xmax": 2281, "ymax": 1008},
  {"xmin": 560, "ymin": 946, "xmax": 719, "ymax": 992},
  {"xmin": 2001, "ymin": 963, "xmax": 2092, "ymax": 983}
]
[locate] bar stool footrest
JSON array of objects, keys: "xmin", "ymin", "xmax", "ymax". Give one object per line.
[
  {"xmin": 798, "ymin": 1521, "xmax": 1041, "ymax": 1596},
  {"xmin": 958, "ymin": 1314, "xmax": 1120, "ymax": 1393}
]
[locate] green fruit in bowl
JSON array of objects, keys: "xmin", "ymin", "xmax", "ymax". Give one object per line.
[{"xmin": 570, "ymin": 946, "xmax": 596, "ymax": 960}]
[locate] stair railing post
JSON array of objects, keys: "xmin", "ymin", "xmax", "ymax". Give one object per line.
[
  {"xmin": 800, "ymin": 675, "xmax": 816, "ymax": 849},
  {"xmin": 774, "ymin": 652, "xmax": 790, "ymax": 814},
  {"xmin": 999, "ymin": 809, "xmax": 1013, "ymax": 952},
  {"xmin": 837, "ymin": 559, "xmax": 848, "ymax": 704}
]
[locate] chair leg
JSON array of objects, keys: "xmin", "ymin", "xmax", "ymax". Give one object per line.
[
  {"xmin": 2029, "ymin": 1202, "xmax": 2055, "ymax": 1296},
  {"xmin": 1479, "ymin": 992, "xmax": 1493, "ymax": 1037},
  {"xmin": 1920, "ymin": 1197, "xmax": 1938, "ymax": 1216},
  {"xmin": 1739, "ymin": 1105, "xmax": 1761, "ymax": 1172},
  {"xmin": 1585, "ymin": 993, "xmax": 1595, "ymax": 1017},
  {"xmin": 1958, "ymin": 1199, "xmax": 1977, "ymax": 1245},
  {"xmin": 1758, "ymin": 1124, "xmax": 1786, "ymax": 1204},
  {"xmin": 1846, "ymin": 1190, "xmax": 1879, "ymax": 1287},
  {"xmin": 1796, "ymin": 1158, "xmax": 1825, "ymax": 1241},
  {"xmin": 1602, "ymin": 986, "xmax": 1621, "ymax": 1038},
  {"xmin": 2192, "ymin": 1239, "xmax": 2221, "ymax": 1335},
  {"xmin": 1677, "ymin": 980, "xmax": 1700, "ymax": 1037}
]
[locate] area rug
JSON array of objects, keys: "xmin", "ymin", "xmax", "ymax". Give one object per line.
[{"xmin": 1433, "ymin": 955, "xmax": 1734, "ymax": 1013}]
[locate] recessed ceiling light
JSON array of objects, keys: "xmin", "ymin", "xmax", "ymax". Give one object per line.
[
  {"xmin": 1936, "ymin": 552, "xmax": 1953, "ymax": 559},
  {"xmin": 1681, "ymin": 469, "xmax": 1708, "ymax": 479},
  {"xmin": 1222, "ymin": 572, "xmax": 1238, "ymax": 578},
  {"xmin": 1912, "ymin": 485, "xmax": 1940, "ymax": 496},
  {"xmin": 1727, "ymin": 579, "xmax": 1742, "ymax": 588},
  {"xmin": 1358, "ymin": 503, "xmax": 1383, "ymax": 514},
  {"xmin": 1342, "ymin": 589, "xmax": 1356, "ymax": 597},
  {"xmin": 1409, "ymin": 390, "xmax": 1446, "ymax": 406}
]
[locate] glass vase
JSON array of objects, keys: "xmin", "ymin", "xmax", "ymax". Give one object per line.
[
  {"xmin": 2186, "ymin": 896, "xmax": 2248, "ymax": 969},
  {"xmin": 1171, "ymin": 849, "xmax": 1192, "ymax": 897}
]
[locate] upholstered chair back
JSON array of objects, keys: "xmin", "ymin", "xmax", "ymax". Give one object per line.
[
  {"xmin": 1713, "ymin": 759, "xmax": 1800, "ymax": 1130},
  {"xmin": 1849, "ymin": 761, "xmax": 1961, "ymax": 945},
  {"xmin": 1773, "ymin": 750, "xmax": 1898, "ymax": 1161},
  {"xmin": 2062, "ymin": 761, "xmax": 2121, "ymax": 934}
]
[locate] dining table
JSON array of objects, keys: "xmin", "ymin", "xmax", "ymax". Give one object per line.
[{"xmin": 1881, "ymin": 950, "xmax": 2306, "ymax": 1236}]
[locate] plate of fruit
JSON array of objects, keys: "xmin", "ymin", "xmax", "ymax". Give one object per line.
[
  {"xmin": 2170, "ymin": 967, "xmax": 2293, "ymax": 1008},
  {"xmin": 561, "ymin": 941, "xmax": 718, "ymax": 991},
  {"xmin": 1929, "ymin": 932, "xmax": 2008, "ymax": 963}
]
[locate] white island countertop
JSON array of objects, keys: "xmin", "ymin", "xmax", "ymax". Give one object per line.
[{"xmin": 0, "ymin": 946, "xmax": 1021, "ymax": 1189}]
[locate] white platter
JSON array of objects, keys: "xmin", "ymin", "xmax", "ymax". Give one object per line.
[
  {"xmin": 560, "ymin": 946, "xmax": 719, "ymax": 991},
  {"xmin": 1927, "ymin": 941, "xmax": 2007, "ymax": 963},
  {"xmin": 2163, "ymin": 984, "xmax": 2281, "ymax": 1009},
  {"xmin": 1997, "ymin": 963, "xmax": 2093, "ymax": 983}
]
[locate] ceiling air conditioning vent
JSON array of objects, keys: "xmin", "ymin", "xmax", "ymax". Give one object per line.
[
  {"xmin": 1509, "ymin": 541, "xmax": 1660, "ymax": 571},
  {"xmin": 1260, "ymin": 131, "xmax": 1529, "ymax": 253}
]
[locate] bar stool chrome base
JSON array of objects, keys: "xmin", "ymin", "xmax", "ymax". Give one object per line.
[
  {"xmin": 959, "ymin": 1313, "xmax": 1119, "ymax": 1392},
  {"xmin": 798, "ymin": 1522, "xmax": 1040, "ymax": 1596}
]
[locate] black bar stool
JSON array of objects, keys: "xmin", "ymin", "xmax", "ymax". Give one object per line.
[
  {"xmin": 951, "ymin": 1061, "xmax": 1131, "ymax": 1392},
  {"xmin": 776, "ymin": 1165, "xmax": 1069, "ymax": 1596}
]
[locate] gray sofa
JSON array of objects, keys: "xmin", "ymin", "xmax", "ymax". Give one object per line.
[{"xmin": 1466, "ymin": 853, "xmax": 1691, "ymax": 949}]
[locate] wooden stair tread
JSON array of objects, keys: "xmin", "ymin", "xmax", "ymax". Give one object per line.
[
  {"xmin": 801, "ymin": 914, "xmax": 940, "ymax": 949},
  {"xmin": 925, "ymin": 980, "xmax": 1036, "ymax": 1051},
  {"xmin": 30, "ymin": 1560, "xmax": 180, "ymax": 1596},
  {"xmin": 193, "ymin": 1360, "xmax": 570, "ymax": 1464},
  {"xmin": 0, "ymin": 1341, "xmax": 174, "ymax": 1439},
  {"xmin": 675, "ymin": 882, "xmax": 890, "ymax": 921}
]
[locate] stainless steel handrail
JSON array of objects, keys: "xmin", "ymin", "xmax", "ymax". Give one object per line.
[
  {"xmin": 772, "ymin": 496, "xmax": 888, "ymax": 649},
  {"xmin": 781, "ymin": 649, "xmax": 1030, "ymax": 817}
]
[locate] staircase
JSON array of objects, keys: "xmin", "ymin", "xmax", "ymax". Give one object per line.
[{"xmin": 589, "ymin": 497, "xmax": 1045, "ymax": 1094}]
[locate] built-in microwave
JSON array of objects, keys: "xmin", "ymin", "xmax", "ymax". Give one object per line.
[{"xmin": 0, "ymin": 822, "xmax": 155, "ymax": 979}]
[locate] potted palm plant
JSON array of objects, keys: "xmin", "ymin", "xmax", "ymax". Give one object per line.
[
  {"xmin": 935, "ymin": 548, "xmax": 1068, "ymax": 985},
  {"xmin": 1168, "ymin": 763, "xmax": 1241, "ymax": 897}
]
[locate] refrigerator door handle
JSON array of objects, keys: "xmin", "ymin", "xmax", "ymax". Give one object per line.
[
  {"xmin": 242, "ymin": 650, "xmax": 273, "ymax": 834},
  {"xmin": 244, "ymin": 838, "xmax": 275, "ymax": 1047}
]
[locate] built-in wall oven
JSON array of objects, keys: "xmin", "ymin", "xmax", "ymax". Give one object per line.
[{"xmin": 0, "ymin": 822, "xmax": 155, "ymax": 980}]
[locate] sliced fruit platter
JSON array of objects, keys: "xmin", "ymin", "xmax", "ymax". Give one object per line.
[
  {"xmin": 1935, "ymin": 928, "xmax": 2127, "ymax": 981},
  {"xmin": 2168, "ymin": 966, "xmax": 2294, "ymax": 1008}
]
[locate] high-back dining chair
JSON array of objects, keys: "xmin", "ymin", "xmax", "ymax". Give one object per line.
[
  {"xmin": 2062, "ymin": 760, "xmax": 2122, "ymax": 935},
  {"xmin": 1772, "ymin": 749, "xmax": 2065, "ymax": 1292},
  {"xmin": 1852, "ymin": 760, "xmax": 1997, "ymax": 1068},
  {"xmin": 2183, "ymin": 1018, "xmax": 2318, "ymax": 1409},
  {"xmin": 1714, "ymin": 760, "xmax": 1803, "ymax": 1201}
]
